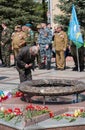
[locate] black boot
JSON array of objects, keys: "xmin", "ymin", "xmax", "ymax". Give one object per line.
[
  {"xmin": 39, "ymin": 63, "xmax": 45, "ymax": 69},
  {"xmin": 80, "ymin": 65, "xmax": 84, "ymax": 72},
  {"xmin": 47, "ymin": 61, "xmax": 51, "ymax": 70},
  {"xmin": 72, "ymin": 66, "xmax": 78, "ymax": 71}
]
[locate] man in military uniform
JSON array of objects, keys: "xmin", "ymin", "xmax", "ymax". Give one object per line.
[
  {"xmin": 53, "ymin": 25, "xmax": 68, "ymax": 70},
  {"xmin": 0, "ymin": 25, "xmax": 3, "ymax": 65},
  {"xmin": 71, "ymin": 43, "xmax": 84, "ymax": 72},
  {"xmin": 70, "ymin": 27, "xmax": 84, "ymax": 72},
  {"xmin": 25, "ymin": 23, "xmax": 35, "ymax": 47},
  {"xmin": 11, "ymin": 25, "xmax": 27, "ymax": 65},
  {"xmin": 16, "ymin": 46, "xmax": 39, "ymax": 82},
  {"xmin": 1, "ymin": 21, "xmax": 11, "ymax": 67},
  {"xmin": 37, "ymin": 22, "xmax": 52, "ymax": 70}
]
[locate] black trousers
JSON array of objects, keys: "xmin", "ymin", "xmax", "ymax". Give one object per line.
[
  {"xmin": 71, "ymin": 44, "xmax": 84, "ymax": 70},
  {"xmin": 16, "ymin": 67, "xmax": 32, "ymax": 83}
]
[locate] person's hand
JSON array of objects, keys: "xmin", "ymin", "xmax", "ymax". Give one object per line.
[
  {"xmin": 1, "ymin": 42, "xmax": 4, "ymax": 46},
  {"xmin": 12, "ymin": 46, "xmax": 14, "ymax": 50},
  {"xmin": 68, "ymin": 45, "xmax": 71, "ymax": 51},
  {"xmin": 19, "ymin": 43, "xmax": 23, "ymax": 47},
  {"xmin": 28, "ymin": 63, "xmax": 32, "ymax": 67},
  {"xmin": 25, "ymin": 64, "xmax": 32, "ymax": 69},
  {"xmin": 46, "ymin": 45, "xmax": 49, "ymax": 49},
  {"xmin": 63, "ymin": 48, "xmax": 66, "ymax": 51},
  {"xmin": 36, "ymin": 44, "xmax": 40, "ymax": 49}
]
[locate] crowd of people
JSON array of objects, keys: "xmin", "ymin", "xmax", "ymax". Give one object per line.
[{"xmin": 0, "ymin": 20, "xmax": 84, "ymax": 82}]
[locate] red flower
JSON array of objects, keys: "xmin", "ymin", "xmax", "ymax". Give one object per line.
[
  {"xmin": 49, "ymin": 111, "xmax": 54, "ymax": 118},
  {"xmin": 2, "ymin": 95, "xmax": 8, "ymax": 100},
  {"xmin": 80, "ymin": 109, "xmax": 84, "ymax": 112},
  {"xmin": 0, "ymin": 97, "xmax": 2, "ymax": 102},
  {"xmin": 14, "ymin": 108, "xmax": 22, "ymax": 115},
  {"xmin": 15, "ymin": 91, "xmax": 24, "ymax": 97},
  {"xmin": 26, "ymin": 104, "xmax": 35, "ymax": 111},
  {"xmin": 5, "ymin": 109, "xmax": 13, "ymax": 114}
]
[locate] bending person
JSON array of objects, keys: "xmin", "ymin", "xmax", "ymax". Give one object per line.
[{"xmin": 16, "ymin": 46, "xmax": 39, "ymax": 82}]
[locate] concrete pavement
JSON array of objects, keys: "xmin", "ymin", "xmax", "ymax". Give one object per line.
[
  {"xmin": 0, "ymin": 56, "xmax": 85, "ymax": 92},
  {"xmin": 0, "ymin": 56, "xmax": 85, "ymax": 130}
]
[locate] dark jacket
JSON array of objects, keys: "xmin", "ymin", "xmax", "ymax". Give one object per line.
[{"xmin": 16, "ymin": 46, "xmax": 35, "ymax": 69}]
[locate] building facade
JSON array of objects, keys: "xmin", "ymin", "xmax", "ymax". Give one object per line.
[
  {"xmin": 48, "ymin": 0, "xmax": 62, "ymax": 28},
  {"xmin": 35, "ymin": 0, "xmax": 62, "ymax": 28}
]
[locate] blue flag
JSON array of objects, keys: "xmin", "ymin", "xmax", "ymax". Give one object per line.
[{"xmin": 68, "ymin": 5, "xmax": 84, "ymax": 48}]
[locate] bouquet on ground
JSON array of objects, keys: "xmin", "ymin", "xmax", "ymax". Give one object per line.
[
  {"xmin": 0, "ymin": 107, "xmax": 22, "ymax": 121},
  {"xmin": 0, "ymin": 90, "xmax": 24, "ymax": 102},
  {"xmin": 25, "ymin": 104, "xmax": 54, "ymax": 119},
  {"xmin": 53, "ymin": 108, "xmax": 85, "ymax": 122},
  {"xmin": 0, "ymin": 104, "xmax": 54, "ymax": 123}
]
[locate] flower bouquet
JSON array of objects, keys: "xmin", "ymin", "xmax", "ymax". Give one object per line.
[
  {"xmin": 0, "ymin": 104, "xmax": 54, "ymax": 126},
  {"xmin": 53, "ymin": 108, "xmax": 85, "ymax": 122},
  {"xmin": 25, "ymin": 104, "xmax": 54, "ymax": 119},
  {"xmin": 0, "ymin": 107, "xmax": 22, "ymax": 122}
]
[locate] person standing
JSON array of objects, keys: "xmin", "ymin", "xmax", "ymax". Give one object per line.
[
  {"xmin": 53, "ymin": 25, "xmax": 68, "ymax": 70},
  {"xmin": 1, "ymin": 21, "xmax": 11, "ymax": 67},
  {"xmin": 0, "ymin": 25, "xmax": 3, "ymax": 65},
  {"xmin": 25, "ymin": 23, "xmax": 35, "ymax": 47},
  {"xmin": 71, "ymin": 43, "xmax": 84, "ymax": 72},
  {"xmin": 16, "ymin": 46, "xmax": 39, "ymax": 83},
  {"xmin": 11, "ymin": 25, "xmax": 27, "ymax": 65},
  {"xmin": 37, "ymin": 22, "xmax": 52, "ymax": 70}
]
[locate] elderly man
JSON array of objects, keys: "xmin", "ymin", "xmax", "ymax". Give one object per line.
[
  {"xmin": 16, "ymin": 46, "xmax": 39, "ymax": 82},
  {"xmin": 11, "ymin": 25, "xmax": 27, "ymax": 61}
]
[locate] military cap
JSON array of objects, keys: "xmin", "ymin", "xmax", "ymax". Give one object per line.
[
  {"xmin": 16, "ymin": 25, "xmax": 21, "ymax": 28},
  {"xmin": 37, "ymin": 24, "xmax": 41, "ymax": 29},
  {"xmin": 57, "ymin": 25, "xmax": 63, "ymax": 29},
  {"xmin": 25, "ymin": 23, "xmax": 32, "ymax": 27}
]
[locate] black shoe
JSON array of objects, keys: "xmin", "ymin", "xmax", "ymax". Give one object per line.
[
  {"xmin": 60, "ymin": 68, "xmax": 65, "ymax": 71},
  {"xmin": 11, "ymin": 64, "xmax": 16, "ymax": 67},
  {"xmin": 39, "ymin": 64, "xmax": 45, "ymax": 69},
  {"xmin": 1, "ymin": 64, "xmax": 7, "ymax": 67},
  {"xmin": 54, "ymin": 68, "xmax": 60, "ymax": 70},
  {"xmin": 72, "ymin": 67, "xmax": 78, "ymax": 71},
  {"xmin": 39, "ymin": 66, "xmax": 45, "ymax": 69},
  {"xmin": 47, "ymin": 61, "xmax": 51, "ymax": 70},
  {"xmin": 47, "ymin": 67, "xmax": 50, "ymax": 70},
  {"xmin": 80, "ymin": 68, "xmax": 84, "ymax": 72},
  {"xmin": 6, "ymin": 66, "xmax": 10, "ymax": 68}
]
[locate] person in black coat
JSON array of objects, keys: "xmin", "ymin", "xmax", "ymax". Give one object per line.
[{"xmin": 16, "ymin": 45, "xmax": 39, "ymax": 82}]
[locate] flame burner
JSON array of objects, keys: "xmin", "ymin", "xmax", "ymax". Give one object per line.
[{"xmin": 18, "ymin": 79, "xmax": 85, "ymax": 104}]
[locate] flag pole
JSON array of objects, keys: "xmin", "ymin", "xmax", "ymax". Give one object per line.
[{"xmin": 76, "ymin": 47, "xmax": 80, "ymax": 72}]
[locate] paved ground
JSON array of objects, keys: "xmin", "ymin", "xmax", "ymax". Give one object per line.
[
  {"xmin": 0, "ymin": 55, "xmax": 85, "ymax": 129},
  {"xmin": 0, "ymin": 55, "xmax": 85, "ymax": 92},
  {"xmin": 0, "ymin": 55, "xmax": 85, "ymax": 106}
]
